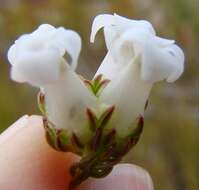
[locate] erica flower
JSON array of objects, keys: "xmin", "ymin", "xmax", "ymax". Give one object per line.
[
  {"xmin": 7, "ymin": 14, "xmax": 184, "ymax": 189},
  {"xmin": 8, "ymin": 24, "xmax": 81, "ymax": 86},
  {"xmin": 8, "ymin": 24, "xmax": 97, "ymax": 142},
  {"xmin": 91, "ymin": 14, "xmax": 184, "ymax": 135}
]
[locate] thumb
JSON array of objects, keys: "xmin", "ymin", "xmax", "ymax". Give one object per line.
[{"xmin": 0, "ymin": 115, "xmax": 78, "ymax": 190}]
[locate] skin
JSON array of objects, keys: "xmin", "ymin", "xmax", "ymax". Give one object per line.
[{"xmin": 0, "ymin": 115, "xmax": 154, "ymax": 190}]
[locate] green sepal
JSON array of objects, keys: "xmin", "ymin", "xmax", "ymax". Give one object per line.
[
  {"xmin": 69, "ymin": 113, "xmax": 144, "ymax": 190},
  {"xmin": 82, "ymin": 74, "xmax": 110, "ymax": 97},
  {"xmin": 39, "ymin": 74, "xmax": 145, "ymax": 190},
  {"xmin": 43, "ymin": 117, "xmax": 71, "ymax": 152},
  {"xmin": 37, "ymin": 91, "xmax": 46, "ymax": 115},
  {"xmin": 89, "ymin": 106, "xmax": 115, "ymax": 151}
]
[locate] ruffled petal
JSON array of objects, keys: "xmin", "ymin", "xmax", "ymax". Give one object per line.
[
  {"xmin": 15, "ymin": 25, "xmax": 56, "ymax": 50},
  {"xmin": 52, "ymin": 28, "xmax": 81, "ymax": 70},
  {"xmin": 8, "ymin": 24, "xmax": 82, "ymax": 86},
  {"xmin": 7, "ymin": 44, "xmax": 17, "ymax": 66},
  {"xmin": 11, "ymin": 49, "xmax": 61, "ymax": 86},
  {"xmin": 113, "ymin": 14, "xmax": 155, "ymax": 35},
  {"xmin": 95, "ymin": 28, "xmax": 149, "ymax": 80},
  {"xmin": 33, "ymin": 24, "xmax": 55, "ymax": 36},
  {"xmin": 90, "ymin": 14, "xmax": 115, "ymax": 43},
  {"xmin": 141, "ymin": 37, "xmax": 184, "ymax": 83},
  {"xmin": 104, "ymin": 28, "xmax": 184, "ymax": 83},
  {"xmin": 163, "ymin": 44, "xmax": 184, "ymax": 82},
  {"xmin": 11, "ymin": 66, "xmax": 26, "ymax": 83},
  {"xmin": 90, "ymin": 13, "xmax": 155, "ymax": 50},
  {"xmin": 154, "ymin": 36, "xmax": 174, "ymax": 47}
]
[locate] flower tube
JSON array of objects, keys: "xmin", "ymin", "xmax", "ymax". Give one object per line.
[{"xmin": 91, "ymin": 14, "xmax": 184, "ymax": 136}]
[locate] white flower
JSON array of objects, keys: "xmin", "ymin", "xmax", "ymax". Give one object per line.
[
  {"xmin": 8, "ymin": 24, "xmax": 97, "ymax": 138},
  {"xmin": 8, "ymin": 16, "xmax": 185, "ymax": 187},
  {"xmin": 7, "ymin": 16, "xmax": 184, "ymax": 140},
  {"xmin": 90, "ymin": 14, "xmax": 184, "ymax": 135},
  {"xmin": 8, "ymin": 24, "xmax": 81, "ymax": 86}
]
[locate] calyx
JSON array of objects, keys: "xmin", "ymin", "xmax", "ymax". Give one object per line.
[{"xmin": 38, "ymin": 74, "xmax": 144, "ymax": 189}]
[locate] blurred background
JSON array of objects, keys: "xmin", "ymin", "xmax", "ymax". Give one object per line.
[{"xmin": 0, "ymin": 0, "xmax": 198, "ymax": 189}]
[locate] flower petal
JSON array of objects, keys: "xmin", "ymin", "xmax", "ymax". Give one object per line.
[
  {"xmin": 90, "ymin": 14, "xmax": 115, "ymax": 43},
  {"xmin": 141, "ymin": 37, "xmax": 184, "ymax": 83},
  {"xmin": 7, "ymin": 44, "xmax": 17, "ymax": 66},
  {"xmin": 103, "ymin": 25, "xmax": 119, "ymax": 50},
  {"xmin": 55, "ymin": 28, "xmax": 81, "ymax": 70},
  {"xmin": 33, "ymin": 24, "xmax": 55, "ymax": 36},
  {"xmin": 10, "ymin": 66, "xmax": 26, "ymax": 83},
  {"xmin": 101, "ymin": 56, "xmax": 152, "ymax": 136},
  {"xmin": 104, "ymin": 28, "xmax": 184, "ymax": 83},
  {"xmin": 94, "ymin": 51, "xmax": 123, "ymax": 80},
  {"xmin": 113, "ymin": 14, "xmax": 155, "ymax": 35},
  {"xmin": 95, "ymin": 28, "xmax": 149, "ymax": 80},
  {"xmin": 154, "ymin": 36, "xmax": 174, "ymax": 47},
  {"xmin": 45, "ymin": 28, "xmax": 81, "ymax": 70},
  {"xmin": 8, "ymin": 24, "xmax": 82, "ymax": 86},
  {"xmin": 166, "ymin": 44, "xmax": 184, "ymax": 82},
  {"xmin": 11, "ymin": 49, "xmax": 61, "ymax": 86},
  {"xmin": 90, "ymin": 13, "xmax": 155, "ymax": 50},
  {"xmin": 44, "ymin": 69, "xmax": 97, "ymax": 136}
]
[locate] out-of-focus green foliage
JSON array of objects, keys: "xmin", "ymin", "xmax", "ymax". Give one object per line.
[{"xmin": 0, "ymin": 0, "xmax": 198, "ymax": 189}]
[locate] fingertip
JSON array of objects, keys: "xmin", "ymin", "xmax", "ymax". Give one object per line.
[
  {"xmin": 79, "ymin": 164, "xmax": 154, "ymax": 190},
  {"xmin": 0, "ymin": 115, "xmax": 29, "ymax": 144},
  {"xmin": 0, "ymin": 115, "xmax": 79, "ymax": 190}
]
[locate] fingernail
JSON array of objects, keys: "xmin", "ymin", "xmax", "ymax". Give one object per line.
[
  {"xmin": 79, "ymin": 164, "xmax": 154, "ymax": 190},
  {"xmin": 0, "ymin": 115, "xmax": 29, "ymax": 144}
]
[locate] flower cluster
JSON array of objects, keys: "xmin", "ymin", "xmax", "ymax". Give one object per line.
[{"xmin": 7, "ymin": 14, "xmax": 184, "ymax": 189}]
